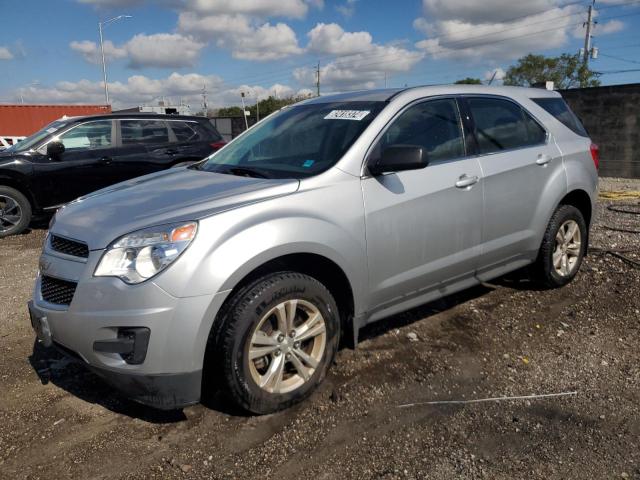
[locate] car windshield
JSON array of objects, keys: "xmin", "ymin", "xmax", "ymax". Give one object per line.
[
  {"xmin": 5, "ymin": 120, "xmax": 69, "ymax": 153},
  {"xmin": 195, "ymin": 101, "xmax": 386, "ymax": 179}
]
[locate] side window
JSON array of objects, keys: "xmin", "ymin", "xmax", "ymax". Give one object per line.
[
  {"xmin": 467, "ymin": 97, "xmax": 545, "ymax": 154},
  {"xmin": 377, "ymin": 98, "xmax": 465, "ymax": 163},
  {"xmin": 169, "ymin": 121, "xmax": 201, "ymax": 143},
  {"xmin": 120, "ymin": 120, "xmax": 170, "ymax": 146},
  {"xmin": 59, "ymin": 121, "xmax": 112, "ymax": 151}
]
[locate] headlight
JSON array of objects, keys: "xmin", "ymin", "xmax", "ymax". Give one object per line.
[{"xmin": 94, "ymin": 222, "xmax": 197, "ymax": 284}]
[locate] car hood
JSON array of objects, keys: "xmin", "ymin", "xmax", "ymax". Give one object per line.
[{"xmin": 52, "ymin": 167, "xmax": 300, "ymax": 250}]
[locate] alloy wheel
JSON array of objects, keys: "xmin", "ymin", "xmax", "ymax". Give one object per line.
[
  {"xmin": 552, "ymin": 219, "xmax": 582, "ymax": 277},
  {"xmin": 0, "ymin": 195, "xmax": 22, "ymax": 234},
  {"xmin": 247, "ymin": 299, "xmax": 327, "ymax": 394}
]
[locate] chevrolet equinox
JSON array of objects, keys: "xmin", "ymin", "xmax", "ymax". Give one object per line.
[{"xmin": 29, "ymin": 85, "xmax": 598, "ymax": 413}]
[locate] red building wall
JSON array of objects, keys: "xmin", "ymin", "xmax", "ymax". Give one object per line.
[{"xmin": 0, "ymin": 104, "xmax": 111, "ymax": 137}]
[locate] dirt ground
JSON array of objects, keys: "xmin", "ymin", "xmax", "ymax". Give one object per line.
[{"xmin": 1, "ymin": 178, "xmax": 639, "ymax": 480}]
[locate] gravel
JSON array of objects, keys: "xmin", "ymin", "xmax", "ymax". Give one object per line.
[{"xmin": 0, "ymin": 177, "xmax": 638, "ymax": 479}]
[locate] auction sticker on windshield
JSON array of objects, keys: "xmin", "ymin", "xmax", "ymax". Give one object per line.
[{"xmin": 324, "ymin": 110, "xmax": 370, "ymax": 121}]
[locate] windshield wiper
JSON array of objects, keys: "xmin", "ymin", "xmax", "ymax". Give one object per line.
[{"xmin": 219, "ymin": 166, "xmax": 271, "ymax": 179}]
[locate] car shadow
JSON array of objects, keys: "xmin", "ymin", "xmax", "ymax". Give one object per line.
[
  {"xmin": 28, "ymin": 340, "xmax": 190, "ymax": 423},
  {"xmin": 357, "ymin": 283, "xmax": 495, "ymax": 343}
]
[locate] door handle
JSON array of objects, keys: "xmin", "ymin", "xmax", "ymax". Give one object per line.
[
  {"xmin": 99, "ymin": 156, "xmax": 112, "ymax": 165},
  {"xmin": 455, "ymin": 174, "xmax": 479, "ymax": 189},
  {"xmin": 536, "ymin": 154, "xmax": 551, "ymax": 166},
  {"xmin": 165, "ymin": 149, "xmax": 178, "ymax": 155}
]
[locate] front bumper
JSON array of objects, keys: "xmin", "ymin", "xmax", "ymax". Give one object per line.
[{"xmin": 29, "ymin": 245, "xmax": 229, "ymax": 409}]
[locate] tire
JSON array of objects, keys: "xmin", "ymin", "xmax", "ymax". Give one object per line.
[
  {"xmin": 533, "ymin": 204, "xmax": 587, "ymax": 288},
  {"xmin": 209, "ymin": 272, "xmax": 340, "ymax": 414},
  {"xmin": 0, "ymin": 186, "xmax": 32, "ymax": 238}
]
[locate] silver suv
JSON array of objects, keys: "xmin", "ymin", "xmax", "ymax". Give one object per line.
[{"xmin": 29, "ymin": 86, "xmax": 598, "ymax": 413}]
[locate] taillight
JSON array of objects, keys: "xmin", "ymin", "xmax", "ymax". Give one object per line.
[
  {"xmin": 590, "ymin": 143, "xmax": 600, "ymax": 170},
  {"xmin": 211, "ymin": 141, "xmax": 226, "ymax": 152}
]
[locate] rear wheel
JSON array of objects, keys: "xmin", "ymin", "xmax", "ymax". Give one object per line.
[
  {"xmin": 0, "ymin": 186, "xmax": 31, "ymax": 238},
  {"xmin": 533, "ymin": 204, "xmax": 587, "ymax": 288},
  {"xmin": 210, "ymin": 272, "xmax": 340, "ymax": 414}
]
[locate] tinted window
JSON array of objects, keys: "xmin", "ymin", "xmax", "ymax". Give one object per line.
[
  {"xmin": 378, "ymin": 98, "xmax": 465, "ymax": 163},
  {"xmin": 533, "ymin": 97, "xmax": 589, "ymax": 137},
  {"xmin": 467, "ymin": 97, "xmax": 546, "ymax": 154},
  {"xmin": 169, "ymin": 121, "xmax": 201, "ymax": 143},
  {"xmin": 197, "ymin": 101, "xmax": 385, "ymax": 179},
  {"xmin": 121, "ymin": 120, "xmax": 170, "ymax": 145},
  {"xmin": 59, "ymin": 121, "xmax": 112, "ymax": 151}
]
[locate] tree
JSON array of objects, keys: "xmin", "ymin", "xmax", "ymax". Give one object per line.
[
  {"xmin": 503, "ymin": 53, "xmax": 600, "ymax": 89},
  {"xmin": 213, "ymin": 94, "xmax": 314, "ymax": 118},
  {"xmin": 455, "ymin": 77, "xmax": 483, "ymax": 85},
  {"xmin": 216, "ymin": 106, "xmax": 244, "ymax": 117}
]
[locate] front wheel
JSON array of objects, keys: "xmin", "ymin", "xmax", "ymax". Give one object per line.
[
  {"xmin": 211, "ymin": 272, "xmax": 340, "ymax": 414},
  {"xmin": 533, "ymin": 204, "xmax": 587, "ymax": 288},
  {"xmin": 0, "ymin": 186, "xmax": 32, "ymax": 238}
]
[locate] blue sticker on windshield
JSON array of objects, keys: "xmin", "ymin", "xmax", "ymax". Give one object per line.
[{"xmin": 302, "ymin": 160, "xmax": 315, "ymax": 168}]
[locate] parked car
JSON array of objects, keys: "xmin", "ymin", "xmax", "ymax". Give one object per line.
[
  {"xmin": 0, "ymin": 113, "xmax": 225, "ymax": 237},
  {"xmin": 29, "ymin": 85, "xmax": 598, "ymax": 413}
]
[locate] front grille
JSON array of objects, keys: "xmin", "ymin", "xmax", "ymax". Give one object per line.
[
  {"xmin": 50, "ymin": 235, "xmax": 89, "ymax": 258},
  {"xmin": 41, "ymin": 275, "xmax": 77, "ymax": 306}
]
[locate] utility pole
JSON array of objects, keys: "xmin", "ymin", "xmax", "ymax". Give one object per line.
[
  {"xmin": 315, "ymin": 62, "xmax": 320, "ymax": 97},
  {"xmin": 583, "ymin": 1, "xmax": 595, "ymax": 66},
  {"xmin": 240, "ymin": 92, "xmax": 249, "ymax": 130},
  {"xmin": 201, "ymin": 83, "xmax": 208, "ymax": 114}
]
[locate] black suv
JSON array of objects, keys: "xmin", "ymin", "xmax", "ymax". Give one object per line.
[{"xmin": 0, "ymin": 113, "xmax": 225, "ymax": 237}]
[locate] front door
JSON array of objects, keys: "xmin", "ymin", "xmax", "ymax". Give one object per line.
[
  {"xmin": 31, "ymin": 119, "xmax": 115, "ymax": 208},
  {"xmin": 362, "ymin": 97, "xmax": 484, "ymax": 314}
]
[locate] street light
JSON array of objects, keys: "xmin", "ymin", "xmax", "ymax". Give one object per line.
[{"xmin": 98, "ymin": 14, "xmax": 132, "ymax": 105}]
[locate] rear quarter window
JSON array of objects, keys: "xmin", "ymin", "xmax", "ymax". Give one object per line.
[{"xmin": 532, "ymin": 98, "xmax": 589, "ymax": 137}]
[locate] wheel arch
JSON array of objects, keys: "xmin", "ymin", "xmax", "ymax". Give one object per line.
[
  {"xmin": 213, "ymin": 252, "xmax": 356, "ymax": 348},
  {"xmin": 559, "ymin": 189, "xmax": 593, "ymax": 227},
  {"xmin": 0, "ymin": 174, "xmax": 37, "ymax": 211}
]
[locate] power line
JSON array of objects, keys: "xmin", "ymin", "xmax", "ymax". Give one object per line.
[{"xmin": 598, "ymin": 53, "xmax": 640, "ymax": 64}]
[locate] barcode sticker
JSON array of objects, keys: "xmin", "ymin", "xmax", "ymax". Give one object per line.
[{"xmin": 324, "ymin": 110, "xmax": 370, "ymax": 121}]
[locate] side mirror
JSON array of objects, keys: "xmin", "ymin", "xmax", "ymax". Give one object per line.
[
  {"xmin": 369, "ymin": 145, "xmax": 428, "ymax": 176},
  {"xmin": 47, "ymin": 141, "xmax": 65, "ymax": 159}
]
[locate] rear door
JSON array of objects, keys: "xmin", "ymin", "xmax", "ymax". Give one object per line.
[
  {"xmin": 362, "ymin": 97, "xmax": 484, "ymax": 313},
  {"xmin": 166, "ymin": 119, "xmax": 217, "ymax": 163},
  {"xmin": 462, "ymin": 95, "xmax": 565, "ymax": 280},
  {"xmin": 110, "ymin": 119, "xmax": 173, "ymax": 183}
]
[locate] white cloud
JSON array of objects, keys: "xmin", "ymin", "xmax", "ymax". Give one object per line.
[
  {"xmin": 307, "ymin": 23, "xmax": 372, "ymax": 56},
  {"xmin": 295, "ymin": 44, "xmax": 423, "ymax": 91},
  {"xmin": 414, "ymin": 0, "xmax": 627, "ymax": 63},
  {"xmin": 70, "ymin": 33, "xmax": 205, "ymax": 68},
  {"xmin": 126, "ymin": 33, "xmax": 205, "ymax": 68},
  {"xmin": 415, "ymin": 5, "xmax": 581, "ymax": 62},
  {"xmin": 297, "ymin": 23, "xmax": 424, "ymax": 91},
  {"xmin": 178, "ymin": 13, "xmax": 302, "ymax": 61},
  {"xmin": 174, "ymin": 0, "xmax": 313, "ymax": 19},
  {"xmin": 336, "ymin": 0, "xmax": 357, "ymax": 18},
  {"xmin": 0, "ymin": 46, "xmax": 13, "ymax": 60},
  {"xmin": 597, "ymin": 19, "xmax": 625, "ymax": 35},
  {"xmin": 70, "ymin": 40, "xmax": 127, "ymax": 64},
  {"xmin": 11, "ymin": 73, "xmax": 308, "ymax": 109}
]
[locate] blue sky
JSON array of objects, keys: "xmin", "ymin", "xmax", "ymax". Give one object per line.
[{"xmin": 0, "ymin": 0, "xmax": 639, "ymax": 109}]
